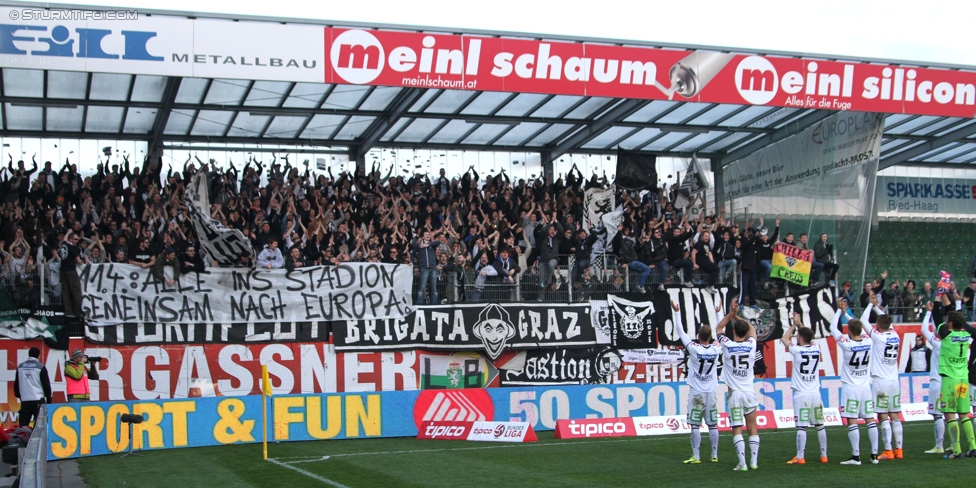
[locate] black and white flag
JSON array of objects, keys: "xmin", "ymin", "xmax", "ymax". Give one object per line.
[
  {"xmin": 583, "ymin": 186, "xmax": 615, "ymax": 230},
  {"xmin": 674, "ymin": 155, "xmax": 710, "ymax": 208},
  {"xmin": 186, "ymin": 173, "xmax": 253, "ymax": 266},
  {"xmin": 608, "ymin": 293, "xmax": 669, "ymax": 348}
]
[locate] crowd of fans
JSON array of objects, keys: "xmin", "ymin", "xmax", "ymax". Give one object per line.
[{"xmin": 0, "ymin": 153, "xmax": 968, "ymax": 321}]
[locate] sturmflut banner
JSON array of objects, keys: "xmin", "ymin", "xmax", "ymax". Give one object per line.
[{"xmin": 79, "ymin": 263, "xmax": 414, "ymax": 325}]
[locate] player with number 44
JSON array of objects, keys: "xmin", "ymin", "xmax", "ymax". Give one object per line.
[{"xmin": 831, "ymin": 296, "xmax": 881, "ymax": 465}]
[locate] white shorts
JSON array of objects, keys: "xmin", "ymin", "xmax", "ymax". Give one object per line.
[
  {"xmin": 792, "ymin": 390, "xmax": 825, "ymax": 427},
  {"xmin": 726, "ymin": 389, "xmax": 758, "ymax": 428},
  {"xmin": 687, "ymin": 389, "xmax": 718, "ymax": 426},
  {"xmin": 872, "ymin": 378, "xmax": 902, "ymax": 413},
  {"xmin": 928, "ymin": 376, "xmax": 942, "ymax": 415},
  {"xmin": 840, "ymin": 384, "xmax": 875, "ymax": 419}
]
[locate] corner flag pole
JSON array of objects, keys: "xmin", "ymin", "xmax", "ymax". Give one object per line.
[{"xmin": 261, "ymin": 364, "xmax": 272, "ymax": 460}]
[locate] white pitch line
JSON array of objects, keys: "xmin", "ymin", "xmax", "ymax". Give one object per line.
[
  {"xmin": 267, "ymin": 457, "xmax": 350, "ymax": 488},
  {"xmin": 273, "ymin": 423, "xmax": 933, "ymax": 464}
]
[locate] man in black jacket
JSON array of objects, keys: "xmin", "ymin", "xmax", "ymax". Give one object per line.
[
  {"xmin": 666, "ymin": 222, "xmax": 695, "ymax": 287},
  {"xmin": 612, "ymin": 225, "xmax": 650, "ymax": 293},
  {"xmin": 536, "ymin": 217, "xmax": 564, "ymax": 289},
  {"xmin": 640, "ymin": 226, "xmax": 669, "ymax": 291},
  {"xmin": 756, "ymin": 218, "xmax": 780, "ymax": 288}
]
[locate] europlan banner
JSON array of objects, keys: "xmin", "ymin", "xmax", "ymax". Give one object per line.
[{"xmin": 0, "ymin": 7, "xmax": 974, "ymax": 117}]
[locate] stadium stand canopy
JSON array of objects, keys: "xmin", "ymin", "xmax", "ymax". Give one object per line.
[{"xmin": 2, "ymin": 1, "xmax": 976, "ymax": 185}]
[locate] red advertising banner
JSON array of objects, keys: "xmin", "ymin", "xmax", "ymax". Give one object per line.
[{"xmin": 325, "ymin": 27, "xmax": 976, "ymax": 118}]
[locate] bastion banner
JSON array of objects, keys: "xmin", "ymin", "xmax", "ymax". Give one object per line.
[{"xmin": 79, "ymin": 262, "xmax": 414, "ymax": 325}]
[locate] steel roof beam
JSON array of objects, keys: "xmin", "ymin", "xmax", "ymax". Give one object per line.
[
  {"xmin": 148, "ymin": 77, "xmax": 182, "ymax": 152},
  {"xmin": 879, "ymin": 120, "xmax": 976, "ymax": 170},
  {"xmin": 544, "ymin": 98, "xmax": 648, "ymax": 163},
  {"xmin": 351, "ymin": 88, "xmax": 426, "ymax": 162}
]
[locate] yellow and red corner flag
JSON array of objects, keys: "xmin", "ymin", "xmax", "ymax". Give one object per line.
[
  {"xmin": 261, "ymin": 365, "xmax": 272, "ymax": 460},
  {"xmin": 771, "ymin": 242, "xmax": 813, "ymax": 286}
]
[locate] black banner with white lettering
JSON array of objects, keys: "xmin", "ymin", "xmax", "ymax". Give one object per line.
[
  {"xmin": 333, "ymin": 303, "xmax": 596, "ymax": 359},
  {"xmin": 499, "ymin": 347, "xmax": 620, "ymax": 386},
  {"xmin": 83, "ymin": 321, "xmax": 331, "ymax": 345}
]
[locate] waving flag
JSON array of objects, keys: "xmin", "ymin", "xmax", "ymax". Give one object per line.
[{"xmin": 771, "ymin": 242, "xmax": 813, "ymax": 286}]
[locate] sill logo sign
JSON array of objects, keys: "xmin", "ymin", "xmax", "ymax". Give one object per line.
[
  {"xmin": 331, "ymin": 29, "xmax": 384, "ymax": 84},
  {"xmin": 0, "ymin": 24, "xmax": 163, "ymax": 60},
  {"xmin": 735, "ymin": 55, "xmax": 778, "ymax": 105}
]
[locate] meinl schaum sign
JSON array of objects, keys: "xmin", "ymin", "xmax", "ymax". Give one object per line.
[{"xmin": 79, "ymin": 263, "xmax": 414, "ymax": 325}]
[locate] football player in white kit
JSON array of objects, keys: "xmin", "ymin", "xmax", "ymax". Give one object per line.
[
  {"xmin": 869, "ymin": 312, "xmax": 904, "ymax": 460},
  {"xmin": 921, "ymin": 301, "xmax": 945, "ymax": 454},
  {"xmin": 830, "ymin": 296, "xmax": 880, "ymax": 465},
  {"xmin": 780, "ymin": 312, "xmax": 828, "ymax": 464},
  {"xmin": 716, "ymin": 301, "xmax": 760, "ymax": 471},
  {"xmin": 673, "ymin": 300, "xmax": 722, "ymax": 464}
]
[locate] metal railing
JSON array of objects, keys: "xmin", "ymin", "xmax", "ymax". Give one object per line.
[{"xmin": 18, "ymin": 403, "xmax": 47, "ymax": 488}]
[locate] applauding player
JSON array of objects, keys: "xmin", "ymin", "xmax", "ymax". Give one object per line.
[
  {"xmin": 674, "ymin": 300, "xmax": 721, "ymax": 464},
  {"xmin": 781, "ymin": 312, "xmax": 828, "ymax": 464},
  {"xmin": 717, "ymin": 301, "xmax": 760, "ymax": 471},
  {"xmin": 921, "ymin": 301, "xmax": 945, "ymax": 454},
  {"xmin": 830, "ymin": 297, "xmax": 880, "ymax": 465},
  {"xmin": 869, "ymin": 312, "xmax": 904, "ymax": 460},
  {"xmin": 936, "ymin": 300, "xmax": 976, "ymax": 458}
]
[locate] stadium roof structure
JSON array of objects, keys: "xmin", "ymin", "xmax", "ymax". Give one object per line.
[{"xmin": 2, "ymin": 2, "xmax": 976, "ymax": 173}]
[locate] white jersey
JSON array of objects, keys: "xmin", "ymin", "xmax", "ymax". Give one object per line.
[
  {"xmin": 718, "ymin": 335, "xmax": 756, "ymax": 392},
  {"xmin": 835, "ymin": 336, "xmax": 872, "ymax": 387},
  {"xmin": 922, "ymin": 312, "xmax": 942, "ymax": 381},
  {"xmin": 830, "ymin": 306, "xmax": 874, "ymax": 388},
  {"xmin": 788, "ymin": 342, "xmax": 822, "ymax": 393},
  {"xmin": 674, "ymin": 310, "xmax": 720, "ymax": 392},
  {"xmin": 868, "ymin": 327, "xmax": 900, "ymax": 381},
  {"xmin": 685, "ymin": 341, "xmax": 721, "ymax": 392}
]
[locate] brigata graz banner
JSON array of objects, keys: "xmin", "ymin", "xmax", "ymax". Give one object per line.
[
  {"xmin": 333, "ymin": 303, "xmax": 597, "ymax": 359},
  {"xmin": 79, "ymin": 263, "xmax": 414, "ymax": 325}
]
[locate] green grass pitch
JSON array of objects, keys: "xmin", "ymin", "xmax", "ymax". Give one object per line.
[{"xmin": 77, "ymin": 422, "xmax": 973, "ymax": 487}]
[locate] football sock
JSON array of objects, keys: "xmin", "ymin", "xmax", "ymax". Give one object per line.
[
  {"xmin": 847, "ymin": 424, "xmax": 860, "ymax": 456},
  {"xmin": 881, "ymin": 419, "xmax": 892, "ymax": 451},
  {"xmin": 934, "ymin": 414, "xmax": 945, "ymax": 449},
  {"xmin": 690, "ymin": 425, "xmax": 701, "ymax": 459},
  {"xmin": 816, "ymin": 424, "xmax": 828, "ymax": 458},
  {"xmin": 947, "ymin": 418, "xmax": 960, "ymax": 453},
  {"xmin": 796, "ymin": 427, "xmax": 807, "ymax": 459},
  {"xmin": 749, "ymin": 435, "xmax": 760, "ymax": 465},
  {"xmin": 707, "ymin": 425, "xmax": 719, "ymax": 459},
  {"xmin": 867, "ymin": 422, "xmax": 878, "ymax": 455},
  {"xmin": 961, "ymin": 417, "xmax": 976, "ymax": 451},
  {"xmin": 733, "ymin": 434, "xmax": 745, "ymax": 465},
  {"xmin": 892, "ymin": 419, "xmax": 903, "ymax": 450}
]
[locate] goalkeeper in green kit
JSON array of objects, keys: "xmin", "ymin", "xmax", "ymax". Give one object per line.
[{"xmin": 936, "ymin": 301, "xmax": 976, "ymax": 459}]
